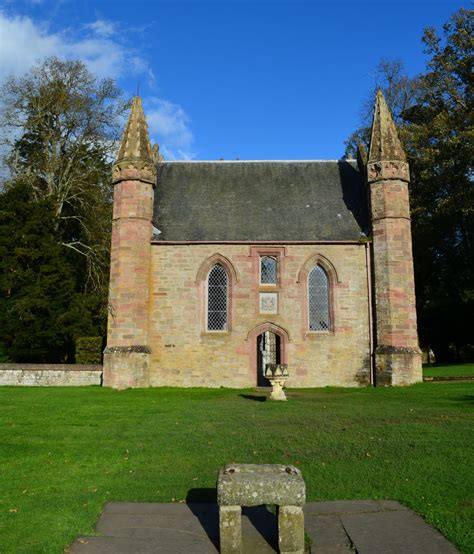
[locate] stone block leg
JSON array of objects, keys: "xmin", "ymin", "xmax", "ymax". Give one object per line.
[
  {"xmin": 279, "ymin": 505, "xmax": 305, "ymax": 554},
  {"xmin": 219, "ymin": 505, "xmax": 242, "ymax": 554}
]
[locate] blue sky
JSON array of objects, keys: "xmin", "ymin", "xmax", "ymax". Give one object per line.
[{"xmin": 0, "ymin": 0, "xmax": 467, "ymax": 160}]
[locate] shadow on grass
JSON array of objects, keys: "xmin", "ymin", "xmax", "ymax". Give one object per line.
[
  {"xmin": 186, "ymin": 489, "xmax": 278, "ymax": 551},
  {"xmin": 239, "ymin": 394, "xmax": 267, "ymax": 402},
  {"xmin": 186, "ymin": 488, "xmax": 217, "ymax": 503},
  {"xmin": 452, "ymin": 395, "xmax": 474, "ymax": 405}
]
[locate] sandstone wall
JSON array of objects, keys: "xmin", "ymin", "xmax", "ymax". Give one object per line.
[
  {"xmin": 148, "ymin": 243, "xmax": 371, "ymax": 387},
  {"xmin": 0, "ymin": 364, "xmax": 102, "ymax": 386}
]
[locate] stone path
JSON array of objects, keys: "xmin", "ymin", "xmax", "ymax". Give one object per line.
[{"xmin": 70, "ymin": 500, "xmax": 459, "ymax": 553}]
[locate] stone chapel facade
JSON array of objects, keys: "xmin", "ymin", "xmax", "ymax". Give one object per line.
[{"xmin": 103, "ymin": 91, "xmax": 422, "ymax": 389}]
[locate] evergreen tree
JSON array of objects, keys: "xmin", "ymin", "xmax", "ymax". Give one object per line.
[
  {"xmin": 0, "ymin": 58, "xmax": 126, "ymax": 361},
  {"xmin": 0, "ymin": 182, "xmax": 77, "ymax": 361}
]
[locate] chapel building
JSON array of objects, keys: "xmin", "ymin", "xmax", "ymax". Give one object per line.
[{"xmin": 103, "ymin": 91, "xmax": 422, "ymax": 389}]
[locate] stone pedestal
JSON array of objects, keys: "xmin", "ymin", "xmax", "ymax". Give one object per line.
[
  {"xmin": 265, "ymin": 364, "xmax": 289, "ymax": 401},
  {"xmin": 279, "ymin": 505, "xmax": 305, "ymax": 554},
  {"xmin": 219, "ymin": 505, "xmax": 242, "ymax": 554},
  {"xmin": 103, "ymin": 346, "xmax": 150, "ymax": 389},
  {"xmin": 217, "ymin": 464, "xmax": 305, "ymax": 554},
  {"xmin": 269, "ymin": 379, "xmax": 287, "ymax": 401},
  {"xmin": 375, "ymin": 346, "xmax": 422, "ymax": 386}
]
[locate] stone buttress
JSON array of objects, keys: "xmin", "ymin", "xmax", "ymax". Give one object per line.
[
  {"xmin": 103, "ymin": 97, "xmax": 156, "ymax": 389},
  {"xmin": 367, "ymin": 90, "xmax": 422, "ymax": 385}
]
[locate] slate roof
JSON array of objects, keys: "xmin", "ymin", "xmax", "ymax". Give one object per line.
[{"xmin": 153, "ymin": 160, "xmax": 368, "ymax": 241}]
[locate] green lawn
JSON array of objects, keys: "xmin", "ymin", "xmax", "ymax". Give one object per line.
[
  {"xmin": 1, "ymin": 383, "xmax": 473, "ymax": 553},
  {"xmin": 423, "ymin": 363, "xmax": 474, "ymax": 377}
]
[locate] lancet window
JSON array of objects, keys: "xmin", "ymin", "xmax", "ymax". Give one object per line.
[
  {"xmin": 207, "ymin": 264, "xmax": 228, "ymax": 331},
  {"xmin": 308, "ymin": 265, "xmax": 330, "ymax": 331}
]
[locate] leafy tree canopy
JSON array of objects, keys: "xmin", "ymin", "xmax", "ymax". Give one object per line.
[
  {"xmin": 1, "ymin": 57, "xmax": 126, "ymax": 291},
  {"xmin": 0, "ymin": 57, "xmax": 126, "ymax": 361},
  {"xmin": 347, "ymin": 8, "xmax": 473, "ymax": 361}
]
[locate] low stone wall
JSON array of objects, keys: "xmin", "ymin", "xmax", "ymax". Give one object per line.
[{"xmin": 0, "ymin": 364, "xmax": 103, "ymax": 386}]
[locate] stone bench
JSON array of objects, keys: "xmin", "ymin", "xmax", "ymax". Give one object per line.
[{"xmin": 217, "ymin": 463, "xmax": 306, "ymax": 554}]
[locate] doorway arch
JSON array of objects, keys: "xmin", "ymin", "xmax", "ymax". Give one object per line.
[{"xmin": 247, "ymin": 323, "xmax": 289, "ymax": 386}]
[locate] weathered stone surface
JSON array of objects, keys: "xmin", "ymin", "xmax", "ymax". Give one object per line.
[
  {"xmin": 70, "ymin": 535, "xmax": 214, "ymax": 553},
  {"xmin": 368, "ymin": 90, "xmax": 406, "ymax": 164},
  {"xmin": 368, "ymin": 90, "xmax": 422, "ymax": 387},
  {"xmin": 0, "ymin": 364, "xmax": 102, "ymax": 386},
  {"xmin": 104, "ymin": 97, "xmax": 156, "ymax": 390},
  {"xmin": 103, "ymin": 349, "xmax": 150, "ymax": 389},
  {"xmin": 149, "ymin": 243, "xmax": 372, "ymax": 388},
  {"xmin": 304, "ymin": 500, "xmax": 381, "ymax": 515},
  {"xmin": 113, "ymin": 96, "xmax": 157, "ymax": 185},
  {"xmin": 219, "ymin": 505, "xmax": 242, "ymax": 554},
  {"xmin": 217, "ymin": 464, "xmax": 305, "ymax": 508},
  {"xmin": 367, "ymin": 161, "xmax": 410, "ymax": 184},
  {"xmin": 340, "ymin": 509, "xmax": 459, "ymax": 553},
  {"xmin": 303, "ymin": 514, "xmax": 352, "ymax": 552},
  {"xmin": 278, "ymin": 505, "xmax": 304, "ymax": 554},
  {"xmin": 375, "ymin": 346, "xmax": 422, "ymax": 386}
]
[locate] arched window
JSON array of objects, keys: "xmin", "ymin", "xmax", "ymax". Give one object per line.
[
  {"xmin": 308, "ymin": 265, "xmax": 330, "ymax": 331},
  {"xmin": 260, "ymin": 256, "xmax": 277, "ymax": 284},
  {"xmin": 207, "ymin": 264, "xmax": 228, "ymax": 331}
]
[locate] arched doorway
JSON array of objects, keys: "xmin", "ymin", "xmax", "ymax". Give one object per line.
[
  {"xmin": 247, "ymin": 323, "xmax": 289, "ymax": 387},
  {"xmin": 256, "ymin": 331, "xmax": 281, "ymax": 386}
]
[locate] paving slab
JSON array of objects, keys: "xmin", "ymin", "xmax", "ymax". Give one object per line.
[
  {"xmin": 304, "ymin": 499, "xmax": 381, "ymax": 515},
  {"xmin": 340, "ymin": 509, "xmax": 459, "ymax": 554},
  {"xmin": 70, "ymin": 500, "xmax": 459, "ymax": 553},
  {"xmin": 303, "ymin": 514, "xmax": 352, "ymax": 553},
  {"xmin": 71, "ymin": 536, "xmax": 215, "ymax": 553}
]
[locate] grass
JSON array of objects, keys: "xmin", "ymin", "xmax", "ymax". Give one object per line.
[
  {"xmin": 423, "ymin": 363, "xmax": 474, "ymax": 377},
  {"xmin": 0, "ymin": 382, "xmax": 473, "ymax": 553}
]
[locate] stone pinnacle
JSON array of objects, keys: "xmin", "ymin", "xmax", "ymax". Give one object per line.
[
  {"xmin": 115, "ymin": 96, "xmax": 154, "ymax": 164},
  {"xmin": 368, "ymin": 89, "xmax": 406, "ymax": 163}
]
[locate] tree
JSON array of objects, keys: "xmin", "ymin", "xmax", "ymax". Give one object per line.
[
  {"xmin": 1, "ymin": 57, "xmax": 125, "ymax": 291},
  {"xmin": 344, "ymin": 59, "xmax": 422, "ymax": 158},
  {"xmin": 0, "ymin": 181, "xmax": 77, "ymax": 361},
  {"xmin": 346, "ymin": 8, "xmax": 474, "ymax": 361},
  {"xmin": 0, "ymin": 57, "xmax": 126, "ymax": 361},
  {"xmin": 405, "ymin": 9, "xmax": 473, "ymax": 361}
]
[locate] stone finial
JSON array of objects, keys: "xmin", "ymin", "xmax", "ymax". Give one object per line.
[
  {"xmin": 367, "ymin": 90, "xmax": 409, "ymax": 183},
  {"xmin": 113, "ymin": 97, "xmax": 156, "ymax": 185}
]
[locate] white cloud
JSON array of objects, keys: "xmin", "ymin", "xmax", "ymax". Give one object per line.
[
  {"xmin": 85, "ymin": 19, "xmax": 116, "ymax": 37},
  {"xmin": 0, "ymin": 11, "xmax": 195, "ymax": 160},
  {"xmin": 0, "ymin": 12, "xmax": 152, "ymax": 82},
  {"xmin": 146, "ymin": 98, "xmax": 196, "ymax": 160}
]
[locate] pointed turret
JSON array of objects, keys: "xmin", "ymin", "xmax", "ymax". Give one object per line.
[
  {"xmin": 113, "ymin": 97, "xmax": 157, "ymax": 185},
  {"xmin": 368, "ymin": 90, "xmax": 406, "ymax": 163},
  {"xmin": 366, "ymin": 90, "xmax": 421, "ymax": 386},
  {"xmin": 104, "ymin": 96, "xmax": 157, "ymax": 389},
  {"xmin": 367, "ymin": 90, "xmax": 409, "ymax": 184}
]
